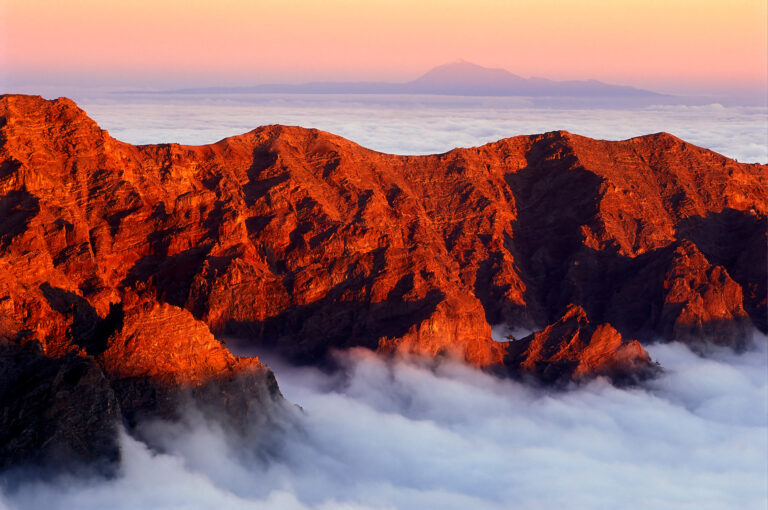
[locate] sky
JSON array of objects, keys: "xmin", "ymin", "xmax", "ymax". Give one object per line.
[{"xmin": 1, "ymin": 0, "xmax": 766, "ymax": 97}]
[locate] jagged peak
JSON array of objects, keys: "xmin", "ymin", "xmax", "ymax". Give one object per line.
[{"xmin": 560, "ymin": 304, "xmax": 589, "ymax": 322}]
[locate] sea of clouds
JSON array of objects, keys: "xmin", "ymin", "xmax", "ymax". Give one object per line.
[
  {"xmin": 1, "ymin": 335, "xmax": 766, "ymax": 510},
  {"xmin": 72, "ymin": 93, "xmax": 768, "ymax": 163}
]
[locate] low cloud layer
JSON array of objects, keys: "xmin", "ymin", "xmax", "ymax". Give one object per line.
[
  {"xmin": 76, "ymin": 94, "xmax": 768, "ymax": 163},
  {"xmin": 1, "ymin": 335, "xmax": 766, "ymax": 510}
]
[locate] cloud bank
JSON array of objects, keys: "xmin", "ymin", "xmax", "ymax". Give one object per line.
[
  {"xmin": 76, "ymin": 94, "xmax": 768, "ymax": 163},
  {"xmin": 1, "ymin": 334, "xmax": 766, "ymax": 510}
]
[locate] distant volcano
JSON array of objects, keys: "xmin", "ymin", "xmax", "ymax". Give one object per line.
[{"xmin": 158, "ymin": 60, "xmax": 664, "ymax": 97}]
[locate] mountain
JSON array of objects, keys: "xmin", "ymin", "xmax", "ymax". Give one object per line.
[
  {"xmin": 0, "ymin": 95, "xmax": 765, "ymax": 471},
  {"xmin": 401, "ymin": 61, "xmax": 660, "ymax": 97},
  {"xmin": 160, "ymin": 61, "xmax": 663, "ymax": 97}
]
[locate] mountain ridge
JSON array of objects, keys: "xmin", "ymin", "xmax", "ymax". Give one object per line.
[{"xmin": 0, "ymin": 94, "xmax": 765, "ymax": 471}]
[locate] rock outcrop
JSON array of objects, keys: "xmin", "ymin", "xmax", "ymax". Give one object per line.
[
  {"xmin": 504, "ymin": 305, "xmax": 657, "ymax": 385},
  {"xmin": 0, "ymin": 94, "xmax": 766, "ymax": 466},
  {"xmin": 0, "ymin": 339, "xmax": 121, "ymax": 474},
  {"xmin": 0, "ymin": 291, "xmax": 280, "ymax": 473}
]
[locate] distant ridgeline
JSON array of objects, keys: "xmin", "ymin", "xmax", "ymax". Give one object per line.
[{"xmin": 149, "ymin": 61, "xmax": 666, "ymax": 97}]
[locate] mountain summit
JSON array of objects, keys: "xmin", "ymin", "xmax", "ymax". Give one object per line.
[
  {"xmin": 405, "ymin": 60, "xmax": 659, "ymax": 96},
  {"xmin": 163, "ymin": 61, "xmax": 663, "ymax": 97},
  {"xmin": 409, "ymin": 60, "xmax": 530, "ymax": 89}
]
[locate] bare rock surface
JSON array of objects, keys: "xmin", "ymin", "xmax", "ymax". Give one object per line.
[{"xmin": 0, "ymin": 94, "xmax": 766, "ymax": 469}]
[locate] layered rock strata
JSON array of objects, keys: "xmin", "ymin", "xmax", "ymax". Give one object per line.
[{"xmin": 1, "ymin": 94, "xmax": 765, "ymax": 467}]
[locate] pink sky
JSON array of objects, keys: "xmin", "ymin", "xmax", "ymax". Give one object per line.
[{"xmin": 1, "ymin": 0, "xmax": 766, "ymax": 96}]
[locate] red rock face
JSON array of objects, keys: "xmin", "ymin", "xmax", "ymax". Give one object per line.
[
  {"xmin": 0, "ymin": 95, "xmax": 765, "ymax": 387},
  {"xmin": 660, "ymin": 241, "xmax": 752, "ymax": 349},
  {"xmin": 98, "ymin": 291, "xmax": 263, "ymax": 385},
  {"xmin": 505, "ymin": 305, "xmax": 656, "ymax": 384}
]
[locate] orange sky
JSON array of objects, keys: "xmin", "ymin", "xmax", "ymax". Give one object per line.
[{"xmin": 1, "ymin": 0, "xmax": 766, "ymax": 95}]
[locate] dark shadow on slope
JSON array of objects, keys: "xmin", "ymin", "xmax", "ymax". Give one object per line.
[
  {"xmin": 472, "ymin": 245, "xmax": 529, "ymax": 327},
  {"xmin": 40, "ymin": 284, "xmax": 124, "ymax": 356},
  {"xmin": 121, "ymin": 245, "xmax": 214, "ymax": 308},
  {"xmin": 676, "ymin": 209, "xmax": 767, "ymax": 332},
  {"xmin": 502, "ymin": 133, "xmax": 605, "ymax": 324},
  {"xmin": 473, "ymin": 252, "xmax": 511, "ymax": 325},
  {"xmin": 243, "ymin": 148, "xmax": 286, "ymax": 206},
  {"xmin": 0, "ymin": 188, "xmax": 39, "ymax": 249},
  {"xmin": 588, "ymin": 245, "xmax": 671, "ymax": 338},
  {"xmin": 0, "ymin": 158, "xmax": 21, "ymax": 180},
  {"xmin": 224, "ymin": 273, "xmax": 445, "ymax": 366},
  {"xmin": 532, "ymin": 238, "xmax": 753, "ymax": 349},
  {"xmin": 495, "ymin": 135, "xmax": 762, "ymax": 346},
  {"xmin": 0, "ymin": 340, "xmax": 121, "ymax": 476},
  {"xmin": 559, "ymin": 240, "xmax": 753, "ymax": 349}
]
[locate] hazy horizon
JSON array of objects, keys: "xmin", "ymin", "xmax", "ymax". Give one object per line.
[
  {"xmin": 3, "ymin": 61, "xmax": 766, "ymax": 106},
  {"xmin": 1, "ymin": 1, "xmax": 766, "ymax": 102},
  {"xmin": 66, "ymin": 93, "xmax": 768, "ymax": 163}
]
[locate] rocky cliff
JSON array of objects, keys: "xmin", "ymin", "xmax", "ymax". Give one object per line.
[{"xmin": 0, "ymin": 94, "xmax": 765, "ymax": 469}]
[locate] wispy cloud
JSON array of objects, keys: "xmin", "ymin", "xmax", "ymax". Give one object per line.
[{"xmin": 2, "ymin": 335, "xmax": 766, "ymax": 510}]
